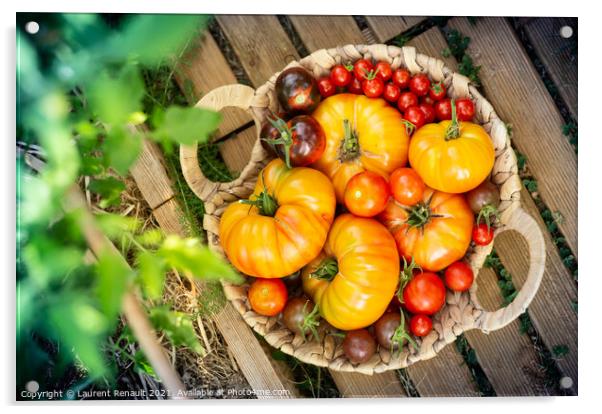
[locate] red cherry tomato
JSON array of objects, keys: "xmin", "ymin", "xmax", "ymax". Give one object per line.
[
  {"xmin": 383, "ymin": 82, "xmax": 401, "ymax": 103},
  {"xmin": 418, "ymin": 103, "xmax": 436, "ymax": 123},
  {"xmin": 404, "ymin": 106, "xmax": 426, "ymax": 128},
  {"xmin": 456, "ymin": 98, "xmax": 475, "ymax": 121},
  {"xmin": 435, "ymin": 98, "xmax": 452, "ymax": 121},
  {"xmin": 428, "ymin": 82, "xmax": 446, "ymax": 101},
  {"xmin": 330, "ymin": 64, "xmax": 352, "ymax": 87},
  {"xmin": 422, "ymin": 95, "xmax": 435, "ymax": 106},
  {"xmin": 353, "ymin": 59, "xmax": 374, "ymax": 80},
  {"xmin": 344, "ymin": 171, "xmax": 390, "ymax": 217},
  {"xmin": 444, "ymin": 261, "xmax": 474, "ymax": 292},
  {"xmin": 403, "ymin": 272, "xmax": 446, "ymax": 315},
  {"xmin": 397, "ymin": 91, "xmax": 418, "ymax": 112},
  {"xmin": 392, "ymin": 68, "xmax": 411, "ymax": 89},
  {"xmin": 248, "ymin": 278, "xmax": 288, "ymax": 316},
  {"xmin": 472, "ymin": 223, "xmax": 494, "ymax": 246},
  {"xmin": 317, "ymin": 76, "xmax": 335, "ymax": 98},
  {"xmin": 389, "ymin": 167, "xmax": 425, "ymax": 206},
  {"xmin": 410, "ymin": 314, "xmax": 433, "ymax": 337},
  {"xmin": 348, "ymin": 76, "xmax": 363, "ymax": 94},
  {"xmin": 409, "ymin": 73, "xmax": 431, "ymax": 96},
  {"xmin": 374, "ymin": 61, "xmax": 392, "ymax": 82},
  {"xmin": 362, "ymin": 77, "xmax": 385, "ymax": 98}
]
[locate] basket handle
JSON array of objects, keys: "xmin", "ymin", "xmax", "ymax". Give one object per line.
[
  {"xmin": 179, "ymin": 84, "xmax": 257, "ymax": 201},
  {"xmin": 474, "ymin": 207, "xmax": 546, "ymax": 333}
]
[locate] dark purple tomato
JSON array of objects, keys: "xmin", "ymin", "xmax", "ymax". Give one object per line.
[
  {"xmin": 260, "ymin": 112, "xmax": 290, "ymax": 155},
  {"xmin": 374, "ymin": 312, "xmax": 409, "ymax": 350},
  {"xmin": 275, "ymin": 67, "xmax": 321, "ymax": 114},
  {"xmin": 261, "ymin": 115, "xmax": 326, "ymax": 168},
  {"xmin": 343, "ymin": 329, "xmax": 376, "ymax": 364},
  {"xmin": 282, "ymin": 297, "xmax": 317, "ymax": 337},
  {"xmin": 466, "ymin": 180, "xmax": 500, "ymax": 214}
]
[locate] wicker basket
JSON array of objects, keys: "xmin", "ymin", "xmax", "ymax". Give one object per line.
[{"xmin": 180, "ymin": 44, "xmax": 546, "ymax": 375}]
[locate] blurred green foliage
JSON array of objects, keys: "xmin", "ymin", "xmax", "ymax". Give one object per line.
[{"xmin": 16, "ymin": 13, "xmax": 242, "ymax": 396}]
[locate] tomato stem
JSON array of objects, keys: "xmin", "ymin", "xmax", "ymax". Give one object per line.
[
  {"xmin": 444, "ymin": 98, "xmax": 461, "ymax": 140},
  {"xmin": 299, "ymin": 302, "xmax": 321, "ymax": 342},
  {"xmin": 403, "ymin": 193, "xmax": 442, "ymax": 230},
  {"xmin": 396, "ymin": 257, "xmax": 421, "ymax": 301},
  {"xmin": 339, "ymin": 119, "xmax": 360, "ymax": 161},
  {"xmin": 240, "ymin": 171, "xmax": 279, "ymax": 216},
  {"xmin": 390, "ymin": 311, "xmax": 419, "ymax": 353},
  {"xmin": 310, "ymin": 257, "xmax": 338, "ymax": 282},
  {"xmin": 261, "ymin": 115, "xmax": 296, "ymax": 168},
  {"xmin": 477, "ymin": 204, "xmax": 500, "ymax": 232}
]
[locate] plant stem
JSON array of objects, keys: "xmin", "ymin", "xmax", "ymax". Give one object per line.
[{"xmin": 445, "ymin": 98, "xmax": 461, "ymax": 140}]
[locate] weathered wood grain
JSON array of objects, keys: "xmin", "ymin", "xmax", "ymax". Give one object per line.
[
  {"xmin": 175, "ymin": 28, "xmax": 253, "ymax": 138},
  {"xmin": 219, "ymin": 128, "xmax": 258, "ymax": 173},
  {"xmin": 289, "ymin": 15, "xmax": 366, "ymax": 50},
  {"xmin": 407, "ymin": 345, "xmax": 480, "ymax": 397},
  {"xmin": 523, "ymin": 17, "xmax": 578, "ymax": 119},
  {"xmin": 216, "ymin": 15, "xmax": 300, "ymax": 87},
  {"xmin": 495, "ymin": 188, "xmax": 578, "ymax": 394},
  {"xmin": 365, "ymin": 16, "xmax": 426, "ymax": 43},
  {"xmin": 465, "ymin": 267, "xmax": 545, "ymax": 396},
  {"xmin": 330, "ymin": 371, "xmax": 406, "ymax": 398},
  {"xmin": 129, "ymin": 139, "xmax": 299, "ymax": 398},
  {"xmin": 129, "ymin": 139, "xmax": 174, "ymax": 209},
  {"xmin": 447, "ymin": 17, "xmax": 577, "ymax": 257}
]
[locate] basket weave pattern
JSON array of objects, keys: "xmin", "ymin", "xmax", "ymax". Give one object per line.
[{"xmin": 180, "ymin": 44, "xmax": 545, "ymax": 374}]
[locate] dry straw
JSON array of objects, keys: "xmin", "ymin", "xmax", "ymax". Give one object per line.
[{"xmin": 180, "ymin": 44, "xmax": 546, "ymax": 374}]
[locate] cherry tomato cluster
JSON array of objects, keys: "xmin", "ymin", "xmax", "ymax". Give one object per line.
[{"xmin": 318, "ymin": 60, "xmax": 477, "ymax": 135}]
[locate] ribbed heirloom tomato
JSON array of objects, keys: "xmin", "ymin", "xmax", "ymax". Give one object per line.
[
  {"xmin": 409, "ymin": 100, "xmax": 495, "ymax": 193},
  {"xmin": 378, "ymin": 187, "xmax": 474, "ymax": 272},
  {"xmin": 219, "ymin": 159, "xmax": 336, "ymax": 278},
  {"xmin": 302, "ymin": 214, "xmax": 399, "ymax": 330},
  {"xmin": 311, "ymin": 94, "xmax": 410, "ymax": 201}
]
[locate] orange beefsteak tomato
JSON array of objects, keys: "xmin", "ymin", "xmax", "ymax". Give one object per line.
[
  {"xmin": 311, "ymin": 94, "xmax": 410, "ymax": 201},
  {"xmin": 219, "ymin": 159, "xmax": 336, "ymax": 278},
  {"xmin": 408, "ymin": 104, "xmax": 495, "ymax": 194},
  {"xmin": 378, "ymin": 187, "xmax": 474, "ymax": 272},
  {"xmin": 302, "ymin": 214, "xmax": 399, "ymax": 330}
]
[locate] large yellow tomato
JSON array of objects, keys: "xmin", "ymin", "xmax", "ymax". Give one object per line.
[
  {"xmin": 219, "ymin": 159, "xmax": 336, "ymax": 278},
  {"xmin": 311, "ymin": 94, "xmax": 409, "ymax": 201},
  {"xmin": 302, "ymin": 214, "xmax": 399, "ymax": 330},
  {"xmin": 409, "ymin": 118, "xmax": 495, "ymax": 194},
  {"xmin": 378, "ymin": 187, "xmax": 474, "ymax": 272}
]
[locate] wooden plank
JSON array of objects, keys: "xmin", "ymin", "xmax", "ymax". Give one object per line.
[
  {"xmin": 175, "ymin": 29, "xmax": 253, "ymax": 139},
  {"xmin": 447, "ymin": 17, "xmax": 577, "ymax": 257},
  {"xmin": 407, "ymin": 27, "xmax": 457, "ymax": 69},
  {"xmin": 129, "ymin": 140, "xmax": 299, "ymax": 399},
  {"xmin": 216, "ymin": 15, "xmax": 300, "ymax": 86},
  {"xmin": 407, "ymin": 345, "xmax": 480, "ymax": 397},
  {"xmin": 523, "ymin": 17, "xmax": 578, "ymax": 119},
  {"xmin": 330, "ymin": 371, "xmax": 406, "ymax": 398},
  {"xmin": 495, "ymin": 188, "xmax": 578, "ymax": 394},
  {"xmin": 218, "ymin": 128, "xmax": 258, "ymax": 174},
  {"xmin": 129, "ymin": 139, "xmax": 174, "ymax": 209},
  {"xmin": 465, "ymin": 267, "xmax": 545, "ymax": 396},
  {"xmin": 288, "ymin": 15, "xmax": 366, "ymax": 50},
  {"xmin": 365, "ymin": 16, "xmax": 426, "ymax": 43}
]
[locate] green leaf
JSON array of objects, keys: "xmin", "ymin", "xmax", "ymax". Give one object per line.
[
  {"xmin": 158, "ymin": 235, "xmax": 243, "ymax": 284},
  {"xmin": 133, "ymin": 350, "xmax": 158, "ymax": 379},
  {"xmin": 48, "ymin": 296, "xmax": 109, "ymax": 377},
  {"xmin": 102, "ymin": 126, "xmax": 142, "ymax": 175},
  {"xmin": 137, "ymin": 251, "xmax": 166, "ymax": 300},
  {"xmin": 149, "ymin": 306, "xmax": 204, "ymax": 355},
  {"xmin": 88, "ymin": 177, "xmax": 125, "ymax": 208},
  {"xmin": 95, "ymin": 213, "xmax": 140, "ymax": 240},
  {"xmin": 22, "ymin": 234, "xmax": 85, "ymax": 287},
  {"xmin": 552, "ymin": 345, "xmax": 569, "ymax": 358},
  {"xmin": 95, "ymin": 249, "xmax": 133, "ymax": 320},
  {"xmin": 156, "ymin": 106, "xmax": 222, "ymax": 145},
  {"xmin": 87, "ymin": 66, "xmax": 144, "ymax": 125},
  {"xmin": 135, "ymin": 228, "xmax": 165, "ymax": 247},
  {"xmin": 116, "ymin": 15, "xmax": 210, "ymax": 66}
]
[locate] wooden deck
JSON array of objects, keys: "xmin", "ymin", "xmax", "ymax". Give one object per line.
[{"xmin": 133, "ymin": 16, "xmax": 577, "ymax": 398}]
